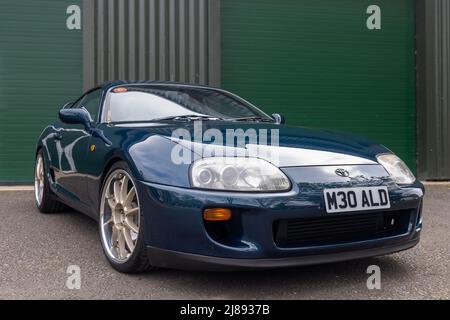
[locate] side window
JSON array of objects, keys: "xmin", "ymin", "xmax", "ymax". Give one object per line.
[{"xmin": 72, "ymin": 89, "xmax": 103, "ymax": 122}]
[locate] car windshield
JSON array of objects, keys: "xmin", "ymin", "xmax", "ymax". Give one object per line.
[{"xmin": 103, "ymin": 85, "xmax": 273, "ymax": 123}]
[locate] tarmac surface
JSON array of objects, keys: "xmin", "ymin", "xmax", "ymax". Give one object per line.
[{"xmin": 0, "ymin": 185, "xmax": 448, "ymax": 299}]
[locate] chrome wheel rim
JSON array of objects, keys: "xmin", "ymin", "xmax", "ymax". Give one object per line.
[
  {"xmin": 100, "ymin": 169, "xmax": 140, "ymax": 263},
  {"xmin": 34, "ymin": 154, "xmax": 45, "ymax": 206}
]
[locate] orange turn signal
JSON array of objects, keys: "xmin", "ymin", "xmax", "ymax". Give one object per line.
[{"xmin": 203, "ymin": 208, "xmax": 232, "ymax": 221}]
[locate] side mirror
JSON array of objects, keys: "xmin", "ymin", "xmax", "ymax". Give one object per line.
[
  {"xmin": 59, "ymin": 108, "xmax": 92, "ymax": 129},
  {"xmin": 272, "ymin": 113, "xmax": 285, "ymax": 124}
]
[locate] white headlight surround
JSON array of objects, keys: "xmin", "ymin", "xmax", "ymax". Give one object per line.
[
  {"xmin": 190, "ymin": 157, "xmax": 291, "ymax": 192},
  {"xmin": 377, "ymin": 154, "xmax": 416, "ymax": 185}
]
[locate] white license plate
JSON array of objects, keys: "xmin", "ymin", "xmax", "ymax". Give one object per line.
[{"xmin": 324, "ymin": 186, "xmax": 390, "ymax": 213}]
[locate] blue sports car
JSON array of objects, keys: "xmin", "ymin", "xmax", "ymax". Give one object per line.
[{"xmin": 35, "ymin": 81, "xmax": 424, "ymax": 272}]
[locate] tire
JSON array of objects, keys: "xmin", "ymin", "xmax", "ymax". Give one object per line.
[
  {"xmin": 98, "ymin": 161, "xmax": 155, "ymax": 273},
  {"xmin": 34, "ymin": 150, "xmax": 67, "ymax": 213}
]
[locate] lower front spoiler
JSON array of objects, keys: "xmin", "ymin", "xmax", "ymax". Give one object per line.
[{"xmin": 147, "ymin": 236, "xmax": 420, "ymax": 272}]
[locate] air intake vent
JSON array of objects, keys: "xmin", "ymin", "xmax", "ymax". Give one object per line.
[{"xmin": 274, "ymin": 210, "xmax": 411, "ymax": 247}]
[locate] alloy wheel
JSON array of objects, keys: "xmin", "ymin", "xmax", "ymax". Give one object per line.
[
  {"xmin": 100, "ymin": 170, "xmax": 140, "ymax": 263},
  {"xmin": 34, "ymin": 154, "xmax": 45, "ymax": 206}
]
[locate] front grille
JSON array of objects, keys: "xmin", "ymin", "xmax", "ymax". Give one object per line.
[{"xmin": 274, "ymin": 210, "xmax": 411, "ymax": 247}]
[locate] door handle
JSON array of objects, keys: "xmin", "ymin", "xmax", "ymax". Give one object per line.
[{"xmin": 54, "ymin": 132, "xmax": 63, "ymax": 140}]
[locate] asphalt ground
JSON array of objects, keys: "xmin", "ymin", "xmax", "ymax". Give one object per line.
[{"xmin": 0, "ymin": 185, "xmax": 449, "ymax": 299}]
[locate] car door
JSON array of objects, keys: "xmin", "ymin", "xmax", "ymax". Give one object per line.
[{"xmin": 54, "ymin": 89, "xmax": 102, "ymax": 206}]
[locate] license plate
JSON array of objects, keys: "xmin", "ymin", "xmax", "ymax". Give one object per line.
[{"xmin": 324, "ymin": 186, "xmax": 390, "ymax": 213}]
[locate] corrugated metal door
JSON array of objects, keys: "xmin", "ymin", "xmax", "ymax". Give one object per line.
[
  {"xmin": 0, "ymin": 0, "xmax": 82, "ymax": 183},
  {"xmin": 222, "ymin": 0, "xmax": 416, "ymax": 170}
]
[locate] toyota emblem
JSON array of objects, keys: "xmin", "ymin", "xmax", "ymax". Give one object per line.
[{"xmin": 335, "ymin": 168, "xmax": 350, "ymax": 177}]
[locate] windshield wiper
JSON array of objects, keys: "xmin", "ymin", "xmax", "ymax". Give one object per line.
[
  {"xmin": 110, "ymin": 115, "xmax": 271, "ymax": 125},
  {"xmin": 152, "ymin": 115, "xmax": 225, "ymax": 122},
  {"xmin": 226, "ymin": 116, "xmax": 275, "ymax": 123}
]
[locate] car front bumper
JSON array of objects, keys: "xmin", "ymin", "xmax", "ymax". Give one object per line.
[{"xmin": 136, "ymin": 164, "xmax": 424, "ymax": 271}]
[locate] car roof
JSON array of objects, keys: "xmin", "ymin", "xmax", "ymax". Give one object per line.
[{"xmin": 99, "ymin": 80, "xmax": 220, "ymax": 92}]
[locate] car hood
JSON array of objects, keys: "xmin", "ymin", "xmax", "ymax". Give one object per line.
[{"xmin": 115, "ymin": 121, "xmax": 389, "ymax": 167}]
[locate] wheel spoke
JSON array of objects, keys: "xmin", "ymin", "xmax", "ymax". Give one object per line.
[
  {"xmin": 126, "ymin": 207, "xmax": 139, "ymax": 217},
  {"xmin": 103, "ymin": 217, "xmax": 114, "ymax": 228},
  {"xmin": 124, "ymin": 217, "xmax": 139, "ymax": 233},
  {"xmin": 111, "ymin": 226, "xmax": 119, "ymax": 250},
  {"xmin": 117, "ymin": 228, "xmax": 127, "ymax": 259},
  {"xmin": 35, "ymin": 163, "xmax": 40, "ymax": 179},
  {"xmin": 36, "ymin": 160, "xmax": 43, "ymax": 182},
  {"xmin": 120, "ymin": 175, "xmax": 129, "ymax": 204},
  {"xmin": 122, "ymin": 229, "xmax": 135, "ymax": 252},
  {"xmin": 37, "ymin": 158, "xmax": 43, "ymax": 176},
  {"xmin": 124, "ymin": 187, "xmax": 136, "ymax": 208},
  {"xmin": 107, "ymin": 196, "xmax": 116, "ymax": 211},
  {"xmin": 113, "ymin": 180, "xmax": 121, "ymax": 204}
]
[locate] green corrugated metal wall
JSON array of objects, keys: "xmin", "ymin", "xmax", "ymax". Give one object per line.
[
  {"xmin": 0, "ymin": 0, "xmax": 418, "ymax": 183},
  {"xmin": 221, "ymin": 0, "xmax": 416, "ymax": 170},
  {"xmin": 0, "ymin": 0, "xmax": 82, "ymax": 183}
]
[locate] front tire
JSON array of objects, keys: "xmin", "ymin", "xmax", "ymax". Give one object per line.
[
  {"xmin": 34, "ymin": 150, "xmax": 66, "ymax": 213},
  {"xmin": 99, "ymin": 161, "xmax": 155, "ymax": 273}
]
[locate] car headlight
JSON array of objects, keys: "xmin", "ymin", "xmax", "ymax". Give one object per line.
[
  {"xmin": 377, "ymin": 154, "xmax": 415, "ymax": 185},
  {"xmin": 190, "ymin": 157, "xmax": 291, "ymax": 192}
]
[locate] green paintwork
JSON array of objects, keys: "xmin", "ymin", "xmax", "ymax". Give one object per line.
[
  {"xmin": 221, "ymin": 0, "xmax": 416, "ymax": 171},
  {"xmin": 0, "ymin": 0, "xmax": 82, "ymax": 183}
]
